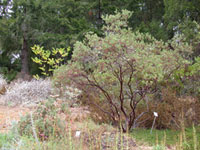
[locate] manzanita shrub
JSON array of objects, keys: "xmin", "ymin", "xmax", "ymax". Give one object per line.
[
  {"xmin": 173, "ymin": 56, "xmax": 200, "ymax": 97},
  {"xmin": 54, "ymin": 10, "xmax": 192, "ymax": 132}
]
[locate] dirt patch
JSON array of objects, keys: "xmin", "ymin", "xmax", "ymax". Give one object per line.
[{"xmin": 0, "ymin": 106, "xmax": 32, "ymax": 133}]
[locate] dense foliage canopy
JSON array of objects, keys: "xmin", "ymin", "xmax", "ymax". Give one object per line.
[{"xmin": 0, "ymin": 0, "xmax": 200, "ymax": 80}]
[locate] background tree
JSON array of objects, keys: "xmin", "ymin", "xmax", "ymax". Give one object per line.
[
  {"xmin": 163, "ymin": 0, "xmax": 200, "ymax": 56},
  {"xmin": 1, "ymin": 0, "xmax": 200, "ymax": 80},
  {"xmin": 127, "ymin": 0, "xmax": 167, "ymax": 40},
  {"xmin": 0, "ymin": 0, "xmax": 92, "ymax": 79}
]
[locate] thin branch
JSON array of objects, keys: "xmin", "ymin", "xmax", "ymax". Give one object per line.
[
  {"xmin": 30, "ymin": 112, "xmax": 40, "ymax": 148},
  {"xmin": 133, "ymin": 111, "xmax": 148, "ymax": 127},
  {"xmin": 88, "ymin": 96, "xmax": 116, "ymax": 122},
  {"xmin": 133, "ymin": 117, "xmax": 151, "ymax": 128},
  {"xmin": 91, "ymin": 74, "xmax": 120, "ymax": 119}
]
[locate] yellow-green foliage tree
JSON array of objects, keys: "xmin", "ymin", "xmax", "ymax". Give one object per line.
[{"xmin": 32, "ymin": 45, "xmax": 70, "ymax": 79}]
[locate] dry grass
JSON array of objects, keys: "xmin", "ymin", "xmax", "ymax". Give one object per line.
[
  {"xmin": 0, "ymin": 79, "xmax": 52, "ymax": 106},
  {"xmin": 135, "ymin": 88, "xmax": 200, "ymax": 129}
]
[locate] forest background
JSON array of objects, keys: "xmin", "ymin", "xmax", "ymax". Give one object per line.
[{"xmin": 0, "ymin": 0, "xmax": 200, "ymax": 81}]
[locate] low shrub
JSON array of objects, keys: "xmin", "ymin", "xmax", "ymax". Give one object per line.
[
  {"xmin": 53, "ymin": 65, "xmax": 82, "ymax": 106},
  {"xmin": 17, "ymin": 98, "xmax": 66, "ymax": 141},
  {"xmin": 0, "ymin": 79, "xmax": 52, "ymax": 106}
]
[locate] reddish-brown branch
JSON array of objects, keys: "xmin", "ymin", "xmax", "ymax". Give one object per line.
[
  {"xmin": 81, "ymin": 73, "xmax": 121, "ymax": 121},
  {"xmin": 118, "ymin": 65, "xmax": 128, "ymax": 119},
  {"xmin": 87, "ymin": 95, "xmax": 117, "ymax": 122}
]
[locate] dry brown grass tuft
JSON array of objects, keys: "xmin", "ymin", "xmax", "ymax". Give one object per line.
[
  {"xmin": 0, "ymin": 79, "xmax": 52, "ymax": 106},
  {"xmin": 136, "ymin": 88, "xmax": 200, "ymax": 129}
]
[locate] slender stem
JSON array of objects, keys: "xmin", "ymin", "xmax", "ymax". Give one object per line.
[{"xmin": 150, "ymin": 116, "xmax": 157, "ymax": 134}]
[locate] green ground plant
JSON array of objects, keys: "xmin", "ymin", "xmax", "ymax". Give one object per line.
[
  {"xmin": 132, "ymin": 126, "xmax": 200, "ymax": 149},
  {"xmin": 0, "ymin": 133, "xmax": 16, "ymax": 148}
]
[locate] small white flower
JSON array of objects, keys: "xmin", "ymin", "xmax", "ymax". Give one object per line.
[
  {"xmin": 75, "ymin": 131, "xmax": 81, "ymax": 137},
  {"xmin": 153, "ymin": 112, "xmax": 158, "ymax": 117}
]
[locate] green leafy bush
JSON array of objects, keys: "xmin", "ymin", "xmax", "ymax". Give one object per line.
[
  {"xmin": 172, "ymin": 56, "xmax": 200, "ymax": 98},
  {"xmin": 0, "ymin": 67, "xmax": 18, "ymax": 82},
  {"xmin": 54, "ymin": 10, "xmax": 192, "ymax": 132}
]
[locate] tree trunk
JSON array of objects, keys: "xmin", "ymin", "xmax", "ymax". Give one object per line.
[
  {"xmin": 20, "ymin": 36, "xmax": 29, "ymax": 79},
  {"xmin": 19, "ymin": 6, "xmax": 31, "ymax": 80}
]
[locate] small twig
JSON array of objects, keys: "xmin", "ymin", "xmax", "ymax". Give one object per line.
[{"xmin": 30, "ymin": 112, "xmax": 40, "ymax": 148}]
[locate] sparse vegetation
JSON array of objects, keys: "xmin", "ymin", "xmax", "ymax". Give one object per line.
[{"xmin": 17, "ymin": 98, "xmax": 66, "ymax": 141}]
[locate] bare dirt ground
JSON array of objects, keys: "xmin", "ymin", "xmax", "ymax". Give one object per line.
[{"xmin": 0, "ymin": 106, "xmax": 32, "ymax": 133}]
